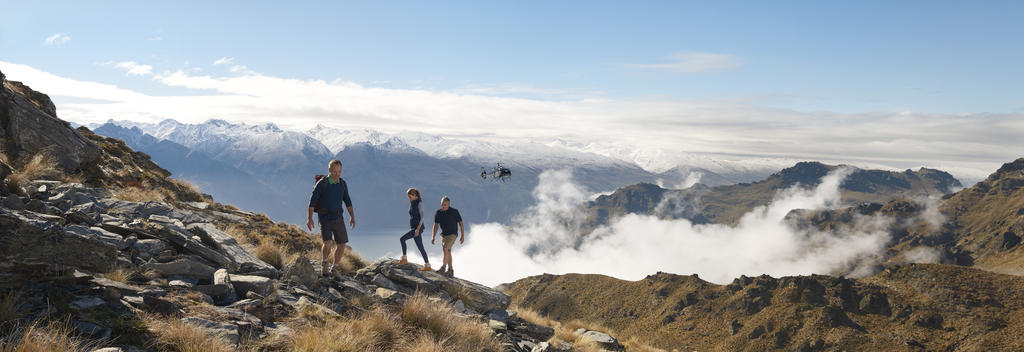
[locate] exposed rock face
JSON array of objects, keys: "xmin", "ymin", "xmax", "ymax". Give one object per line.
[{"xmin": 1, "ymin": 70, "xmax": 101, "ymax": 170}]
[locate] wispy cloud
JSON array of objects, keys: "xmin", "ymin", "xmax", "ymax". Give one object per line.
[
  {"xmin": 0, "ymin": 60, "xmax": 1019, "ymax": 181},
  {"xmin": 623, "ymin": 51, "xmax": 743, "ymax": 73},
  {"xmin": 106, "ymin": 61, "xmax": 153, "ymax": 76},
  {"xmin": 147, "ymin": 36, "xmax": 163, "ymax": 42},
  {"xmin": 213, "ymin": 57, "xmax": 234, "ymax": 65},
  {"xmin": 44, "ymin": 33, "xmax": 70, "ymax": 45}
]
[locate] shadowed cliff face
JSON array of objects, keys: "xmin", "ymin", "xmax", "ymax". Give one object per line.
[{"xmin": 1, "ymin": 71, "xmax": 100, "ymax": 171}]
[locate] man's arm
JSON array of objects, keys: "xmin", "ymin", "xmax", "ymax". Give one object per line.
[
  {"xmin": 307, "ymin": 181, "xmax": 322, "ymax": 231},
  {"xmin": 458, "ymin": 221, "xmax": 465, "ymax": 244},
  {"xmin": 347, "ymin": 206, "xmax": 355, "ymax": 229}
]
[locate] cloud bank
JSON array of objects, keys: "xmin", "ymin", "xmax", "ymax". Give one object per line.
[{"xmin": 451, "ymin": 169, "xmax": 899, "ymax": 286}]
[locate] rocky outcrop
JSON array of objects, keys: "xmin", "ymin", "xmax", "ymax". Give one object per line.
[{"xmin": 1, "ymin": 70, "xmax": 101, "ymax": 171}]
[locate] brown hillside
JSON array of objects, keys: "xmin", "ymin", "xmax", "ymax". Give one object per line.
[{"xmin": 507, "ymin": 264, "xmax": 1024, "ymax": 351}]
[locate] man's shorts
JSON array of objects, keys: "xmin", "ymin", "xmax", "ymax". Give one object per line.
[
  {"xmin": 441, "ymin": 234, "xmax": 457, "ymax": 250},
  {"xmin": 321, "ymin": 218, "xmax": 348, "ymax": 244}
]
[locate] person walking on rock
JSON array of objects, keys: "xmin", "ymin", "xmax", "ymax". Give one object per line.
[
  {"xmin": 431, "ymin": 196, "xmax": 464, "ymax": 277},
  {"xmin": 307, "ymin": 159, "xmax": 355, "ymax": 275},
  {"xmin": 397, "ymin": 188, "xmax": 432, "ymax": 271}
]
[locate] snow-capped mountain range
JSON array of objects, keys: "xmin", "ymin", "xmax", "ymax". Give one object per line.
[{"xmin": 87, "ymin": 118, "xmax": 786, "ymax": 228}]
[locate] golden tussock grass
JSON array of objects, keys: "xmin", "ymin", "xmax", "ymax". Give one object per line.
[
  {"xmin": 400, "ymin": 293, "xmax": 501, "ymax": 352},
  {"xmin": 290, "ymin": 307, "xmax": 405, "ymax": 352},
  {"xmin": 142, "ymin": 315, "xmax": 234, "ymax": 352},
  {"xmin": 0, "ymin": 321, "xmax": 99, "ymax": 352}
]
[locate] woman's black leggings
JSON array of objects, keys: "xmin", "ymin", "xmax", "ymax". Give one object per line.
[{"xmin": 400, "ymin": 229, "xmax": 429, "ymax": 264}]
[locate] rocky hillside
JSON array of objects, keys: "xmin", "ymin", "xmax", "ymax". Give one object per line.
[
  {"xmin": 2, "ymin": 70, "xmax": 646, "ymax": 351},
  {"xmin": 579, "ymin": 161, "xmax": 962, "ymax": 233},
  {"xmin": 506, "ymin": 264, "xmax": 1024, "ymax": 351}
]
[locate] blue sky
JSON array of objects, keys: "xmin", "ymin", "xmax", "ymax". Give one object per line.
[
  {"xmin": 4, "ymin": 1, "xmax": 1022, "ymax": 112},
  {"xmin": 1, "ymin": 1, "xmax": 1022, "ymax": 180}
]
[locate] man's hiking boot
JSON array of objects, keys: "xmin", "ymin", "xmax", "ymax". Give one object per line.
[
  {"xmin": 321, "ymin": 262, "xmax": 330, "ymax": 276},
  {"xmin": 420, "ymin": 264, "xmax": 433, "ymax": 272},
  {"xmin": 396, "ymin": 256, "xmax": 408, "ymax": 265},
  {"xmin": 446, "ymin": 268, "xmax": 454, "ymax": 278},
  {"xmin": 435, "ymin": 267, "xmax": 447, "ymax": 274}
]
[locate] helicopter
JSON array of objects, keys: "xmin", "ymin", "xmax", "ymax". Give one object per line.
[{"xmin": 480, "ymin": 163, "xmax": 512, "ymax": 182}]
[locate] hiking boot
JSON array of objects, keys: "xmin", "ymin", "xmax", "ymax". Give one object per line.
[
  {"xmin": 321, "ymin": 262, "xmax": 330, "ymax": 276},
  {"xmin": 396, "ymin": 256, "xmax": 408, "ymax": 265},
  {"xmin": 446, "ymin": 268, "xmax": 454, "ymax": 277},
  {"xmin": 420, "ymin": 264, "xmax": 433, "ymax": 272},
  {"xmin": 435, "ymin": 267, "xmax": 447, "ymax": 274}
]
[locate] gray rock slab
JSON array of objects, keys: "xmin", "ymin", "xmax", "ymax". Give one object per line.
[
  {"xmin": 143, "ymin": 258, "xmax": 217, "ymax": 279},
  {"xmin": 69, "ymin": 296, "xmax": 106, "ymax": 311},
  {"xmin": 188, "ymin": 223, "xmax": 276, "ymax": 274},
  {"xmin": 65, "ymin": 224, "xmax": 127, "ymax": 250}
]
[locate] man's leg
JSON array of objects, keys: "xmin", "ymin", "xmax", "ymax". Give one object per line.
[
  {"xmin": 322, "ymin": 240, "xmax": 334, "ymax": 273},
  {"xmin": 443, "ymin": 248, "xmax": 452, "ymax": 267}
]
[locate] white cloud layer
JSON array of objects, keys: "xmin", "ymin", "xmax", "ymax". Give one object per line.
[
  {"xmin": 452, "ymin": 169, "xmax": 897, "ymax": 286},
  {"xmin": 109, "ymin": 61, "xmax": 153, "ymax": 76},
  {"xmin": 213, "ymin": 57, "xmax": 234, "ymax": 65},
  {"xmin": 623, "ymin": 51, "xmax": 744, "ymax": 73},
  {"xmin": 44, "ymin": 33, "xmax": 70, "ymax": 45},
  {"xmin": 0, "ymin": 60, "xmax": 1020, "ymax": 181}
]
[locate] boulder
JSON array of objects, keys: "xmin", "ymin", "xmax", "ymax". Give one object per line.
[
  {"xmin": 133, "ymin": 239, "xmax": 170, "ymax": 260},
  {"xmin": 574, "ymin": 329, "xmax": 624, "ymax": 351},
  {"xmin": 281, "ymin": 256, "xmax": 319, "ymax": 288},
  {"xmin": 211, "ymin": 269, "xmax": 237, "ymax": 304},
  {"xmin": 1, "ymin": 76, "xmax": 101, "ymax": 170},
  {"xmin": 232, "ymin": 275, "xmax": 272, "ymax": 298}
]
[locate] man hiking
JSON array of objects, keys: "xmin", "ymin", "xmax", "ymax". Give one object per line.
[
  {"xmin": 307, "ymin": 159, "xmax": 355, "ymax": 275},
  {"xmin": 431, "ymin": 196, "xmax": 464, "ymax": 277}
]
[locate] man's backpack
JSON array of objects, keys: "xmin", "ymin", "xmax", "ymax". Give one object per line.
[{"xmin": 312, "ymin": 174, "xmax": 347, "ymax": 214}]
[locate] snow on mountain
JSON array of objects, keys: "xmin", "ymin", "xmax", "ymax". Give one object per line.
[{"xmin": 108, "ymin": 119, "xmax": 332, "ymax": 170}]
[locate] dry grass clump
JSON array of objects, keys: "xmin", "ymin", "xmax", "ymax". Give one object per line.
[
  {"xmin": 98, "ymin": 268, "xmax": 133, "ymax": 283},
  {"xmin": 113, "ymin": 184, "xmax": 168, "ymax": 203},
  {"xmin": 256, "ymin": 242, "xmax": 284, "ymax": 269},
  {"xmin": 0, "ymin": 321, "xmax": 99, "ymax": 352},
  {"xmin": 400, "ymin": 293, "xmax": 501, "ymax": 352},
  {"xmin": 290, "ymin": 307, "xmax": 405, "ymax": 352},
  {"xmin": 143, "ymin": 315, "xmax": 234, "ymax": 352},
  {"xmin": 5, "ymin": 153, "xmax": 60, "ymax": 194}
]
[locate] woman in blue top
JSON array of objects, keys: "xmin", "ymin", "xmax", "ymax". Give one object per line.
[{"xmin": 397, "ymin": 188, "xmax": 432, "ymax": 271}]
